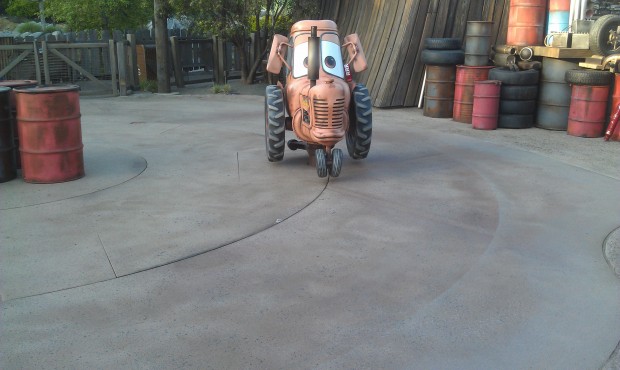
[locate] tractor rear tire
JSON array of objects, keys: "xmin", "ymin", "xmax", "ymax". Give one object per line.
[
  {"xmin": 347, "ymin": 84, "xmax": 372, "ymax": 159},
  {"xmin": 265, "ymin": 85, "xmax": 286, "ymax": 162}
]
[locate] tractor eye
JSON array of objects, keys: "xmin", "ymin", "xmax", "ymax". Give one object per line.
[
  {"xmin": 303, "ymin": 57, "xmax": 308, "ymax": 68},
  {"xmin": 325, "ymin": 56, "xmax": 336, "ymax": 68}
]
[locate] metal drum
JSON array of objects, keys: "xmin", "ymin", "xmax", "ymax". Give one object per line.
[
  {"xmin": 0, "ymin": 80, "xmax": 38, "ymax": 169},
  {"xmin": 567, "ymin": 84, "xmax": 610, "ymax": 138},
  {"xmin": 611, "ymin": 74, "xmax": 620, "ymax": 121},
  {"xmin": 424, "ymin": 65, "xmax": 456, "ymax": 118},
  {"xmin": 610, "ymin": 74, "xmax": 620, "ymax": 141},
  {"xmin": 0, "ymin": 87, "xmax": 16, "ymax": 182},
  {"xmin": 548, "ymin": 0, "xmax": 570, "ymax": 33},
  {"xmin": 536, "ymin": 57, "xmax": 578, "ymax": 130},
  {"xmin": 464, "ymin": 21, "xmax": 493, "ymax": 66},
  {"xmin": 472, "ymin": 80, "xmax": 502, "ymax": 130},
  {"xmin": 453, "ymin": 65, "xmax": 494, "ymax": 123},
  {"xmin": 507, "ymin": 0, "xmax": 546, "ymax": 46},
  {"xmin": 15, "ymin": 85, "xmax": 85, "ymax": 183}
]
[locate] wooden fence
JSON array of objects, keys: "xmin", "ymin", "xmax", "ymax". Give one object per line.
[
  {"xmin": 320, "ymin": 0, "xmax": 510, "ymax": 108},
  {"xmin": 0, "ymin": 29, "xmax": 260, "ymax": 95}
]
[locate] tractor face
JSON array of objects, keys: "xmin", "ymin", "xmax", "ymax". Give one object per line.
[
  {"xmin": 285, "ymin": 28, "xmax": 351, "ymax": 148},
  {"xmin": 264, "ymin": 20, "xmax": 371, "ymax": 177}
]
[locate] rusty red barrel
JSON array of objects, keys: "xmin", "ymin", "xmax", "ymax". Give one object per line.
[
  {"xmin": 613, "ymin": 74, "xmax": 620, "ymax": 141},
  {"xmin": 548, "ymin": 0, "xmax": 570, "ymax": 33},
  {"xmin": 506, "ymin": 0, "xmax": 546, "ymax": 46},
  {"xmin": 472, "ymin": 80, "xmax": 502, "ymax": 130},
  {"xmin": 0, "ymin": 87, "xmax": 16, "ymax": 182},
  {"xmin": 15, "ymin": 85, "xmax": 85, "ymax": 183},
  {"xmin": 0, "ymin": 80, "xmax": 38, "ymax": 169},
  {"xmin": 424, "ymin": 65, "xmax": 456, "ymax": 118},
  {"xmin": 611, "ymin": 73, "xmax": 620, "ymax": 122},
  {"xmin": 453, "ymin": 65, "xmax": 494, "ymax": 123},
  {"xmin": 567, "ymin": 85, "xmax": 610, "ymax": 138}
]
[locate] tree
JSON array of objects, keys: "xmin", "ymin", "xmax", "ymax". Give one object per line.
[
  {"xmin": 154, "ymin": 0, "xmax": 171, "ymax": 93},
  {"xmin": 170, "ymin": 0, "xmax": 320, "ymax": 84},
  {"xmin": 45, "ymin": 0, "xmax": 152, "ymax": 31},
  {"xmin": 5, "ymin": 0, "xmax": 39, "ymax": 18}
]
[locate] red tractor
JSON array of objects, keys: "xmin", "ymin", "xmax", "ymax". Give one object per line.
[{"xmin": 264, "ymin": 20, "xmax": 372, "ymax": 177}]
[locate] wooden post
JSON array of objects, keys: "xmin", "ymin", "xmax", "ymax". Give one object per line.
[
  {"xmin": 154, "ymin": 0, "xmax": 171, "ymax": 93},
  {"xmin": 116, "ymin": 41, "xmax": 127, "ymax": 96},
  {"xmin": 109, "ymin": 39, "xmax": 118, "ymax": 96},
  {"xmin": 169, "ymin": 36, "xmax": 185, "ymax": 88},
  {"xmin": 127, "ymin": 34, "xmax": 139, "ymax": 89},
  {"xmin": 32, "ymin": 41, "xmax": 42, "ymax": 85},
  {"xmin": 41, "ymin": 41, "xmax": 51, "ymax": 85},
  {"xmin": 213, "ymin": 36, "xmax": 225, "ymax": 84}
]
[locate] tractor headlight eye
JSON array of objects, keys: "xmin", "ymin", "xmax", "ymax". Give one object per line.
[{"xmin": 325, "ymin": 56, "xmax": 336, "ymax": 68}]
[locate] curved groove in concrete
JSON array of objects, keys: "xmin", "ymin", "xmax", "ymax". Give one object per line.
[{"xmin": 0, "ymin": 144, "xmax": 148, "ymax": 210}]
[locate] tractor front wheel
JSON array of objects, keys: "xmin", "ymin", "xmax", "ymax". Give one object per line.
[
  {"xmin": 330, "ymin": 148, "xmax": 343, "ymax": 177},
  {"xmin": 265, "ymin": 85, "xmax": 286, "ymax": 162},
  {"xmin": 346, "ymin": 84, "xmax": 373, "ymax": 159},
  {"xmin": 315, "ymin": 148, "xmax": 328, "ymax": 178}
]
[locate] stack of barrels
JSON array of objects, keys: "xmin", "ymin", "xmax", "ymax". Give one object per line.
[
  {"xmin": 421, "ymin": 38, "xmax": 464, "ymax": 118},
  {"xmin": 454, "ymin": 21, "xmax": 495, "ymax": 124},
  {"xmin": 416, "ymin": 0, "xmax": 620, "ymax": 139}
]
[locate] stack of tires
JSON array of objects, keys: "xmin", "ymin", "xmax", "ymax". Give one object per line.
[
  {"xmin": 488, "ymin": 67, "xmax": 540, "ymax": 129},
  {"xmin": 421, "ymin": 38, "xmax": 464, "ymax": 118}
]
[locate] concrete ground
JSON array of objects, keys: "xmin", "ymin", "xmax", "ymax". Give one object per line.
[{"xmin": 1, "ymin": 82, "xmax": 620, "ymax": 369}]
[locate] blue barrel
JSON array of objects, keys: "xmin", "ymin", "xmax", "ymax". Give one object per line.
[
  {"xmin": 536, "ymin": 57, "xmax": 577, "ymax": 130},
  {"xmin": 548, "ymin": 11, "xmax": 570, "ymax": 33}
]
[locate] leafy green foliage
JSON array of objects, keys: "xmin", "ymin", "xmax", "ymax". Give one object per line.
[
  {"xmin": 15, "ymin": 21, "xmax": 42, "ymax": 33},
  {"xmin": 6, "ymin": 0, "xmax": 39, "ymax": 18},
  {"xmin": 168, "ymin": 0, "xmax": 319, "ymax": 83},
  {"xmin": 140, "ymin": 79, "xmax": 158, "ymax": 93},
  {"xmin": 211, "ymin": 84, "xmax": 232, "ymax": 94},
  {"xmin": 45, "ymin": 0, "xmax": 152, "ymax": 31}
]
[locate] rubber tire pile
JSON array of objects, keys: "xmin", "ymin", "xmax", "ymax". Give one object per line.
[
  {"xmin": 488, "ymin": 67, "xmax": 540, "ymax": 129},
  {"xmin": 421, "ymin": 38, "xmax": 465, "ymax": 66}
]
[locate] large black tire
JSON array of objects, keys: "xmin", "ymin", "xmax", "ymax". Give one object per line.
[
  {"xmin": 589, "ymin": 14, "xmax": 620, "ymax": 56},
  {"xmin": 264, "ymin": 85, "xmax": 286, "ymax": 162},
  {"xmin": 499, "ymin": 99, "xmax": 537, "ymax": 114},
  {"xmin": 421, "ymin": 49, "xmax": 465, "ymax": 66},
  {"xmin": 424, "ymin": 38, "xmax": 462, "ymax": 50},
  {"xmin": 498, "ymin": 114, "xmax": 534, "ymax": 129},
  {"xmin": 347, "ymin": 84, "xmax": 372, "ymax": 159},
  {"xmin": 501, "ymin": 85, "xmax": 538, "ymax": 100},
  {"xmin": 565, "ymin": 69, "xmax": 613, "ymax": 86},
  {"xmin": 489, "ymin": 67, "xmax": 540, "ymax": 85}
]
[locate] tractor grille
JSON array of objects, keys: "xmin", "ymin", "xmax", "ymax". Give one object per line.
[{"xmin": 313, "ymin": 98, "xmax": 345, "ymax": 129}]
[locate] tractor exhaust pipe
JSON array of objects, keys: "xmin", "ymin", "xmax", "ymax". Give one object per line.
[{"xmin": 308, "ymin": 26, "xmax": 320, "ymax": 88}]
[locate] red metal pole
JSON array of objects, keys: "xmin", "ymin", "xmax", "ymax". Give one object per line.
[{"xmin": 604, "ymin": 103, "xmax": 620, "ymax": 141}]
